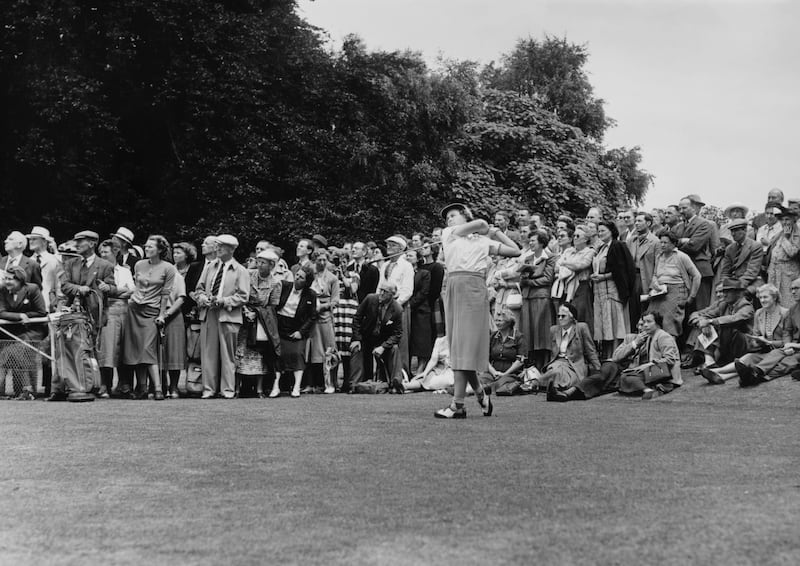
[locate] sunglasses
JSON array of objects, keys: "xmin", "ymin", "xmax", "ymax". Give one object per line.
[{"xmin": 556, "ymin": 314, "xmax": 570, "ymax": 318}]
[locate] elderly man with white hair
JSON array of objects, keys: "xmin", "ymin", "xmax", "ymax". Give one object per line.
[
  {"xmin": 1, "ymin": 230, "xmax": 42, "ymax": 289},
  {"xmin": 195, "ymin": 234, "xmax": 250, "ymax": 399},
  {"xmin": 26, "ymin": 226, "xmax": 60, "ymax": 309}
]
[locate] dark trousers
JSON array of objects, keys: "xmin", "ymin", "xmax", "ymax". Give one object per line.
[
  {"xmin": 349, "ymin": 342, "xmax": 399, "ymax": 385},
  {"xmin": 693, "ymin": 326, "xmax": 749, "ymax": 366},
  {"xmin": 578, "ymin": 361, "xmax": 624, "ymax": 399}
]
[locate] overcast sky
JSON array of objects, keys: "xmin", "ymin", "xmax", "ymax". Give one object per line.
[{"xmin": 298, "ymin": 0, "xmax": 799, "ymax": 211}]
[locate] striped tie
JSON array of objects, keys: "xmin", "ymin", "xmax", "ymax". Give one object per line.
[{"xmin": 211, "ymin": 264, "xmax": 225, "ymax": 296}]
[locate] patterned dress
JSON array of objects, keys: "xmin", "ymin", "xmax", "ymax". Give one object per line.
[{"xmin": 235, "ymin": 271, "xmax": 281, "ymax": 375}]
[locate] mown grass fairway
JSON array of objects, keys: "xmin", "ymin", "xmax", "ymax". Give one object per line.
[{"xmin": 2, "ymin": 372, "xmax": 798, "ymax": 565}]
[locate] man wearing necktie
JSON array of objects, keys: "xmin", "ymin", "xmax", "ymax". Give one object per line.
[
  {"xmin": 194, "ymin": 234, "xmax": 250, "ymax": 398},
  {"xmin": 718, "ymin": 218, "xmax": 763, "ymax": 300},
  {"xmin": 58, "ymin": 230, "xmax": 116, "ymax": 330},
  {"xmin": 26, "ymin": 226, "xmax": 61, "ymax": 311},
  {"xmin": 1, "ymin": 231, "xmax": 43, "ymax": 290}
]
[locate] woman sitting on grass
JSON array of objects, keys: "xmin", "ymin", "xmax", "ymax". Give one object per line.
[
  {"xmin": 478, "ymin": 310, "xmax": 526, "ymax": 395},
  {"xmin": 403, "ymin": 335, "xmax": 453, "ymax": 393}
]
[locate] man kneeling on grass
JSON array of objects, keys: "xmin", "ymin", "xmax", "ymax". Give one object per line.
[{"xmin": 548, "ymin": 312, "xmax": 681, "ymax": 401}]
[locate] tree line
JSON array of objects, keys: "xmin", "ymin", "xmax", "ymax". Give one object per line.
[{"xmin": 0, "ymin": 0, "xmax": 652, "ymax": 252}]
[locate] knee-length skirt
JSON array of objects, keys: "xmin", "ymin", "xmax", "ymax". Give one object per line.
[
  {"xmin": 593, "ymin": 279, "xmax": 629, "ymax": 341},
  {"xmin": 520, "ymin": 294, "xmax": 553, "ymax": 352},
  {"xmin": 98, "ymin": 299, "xmax": 128, "ymax": 368},
  {"xmin": 121, "ymin": 301, "xmax": 159, "ymax": 365},
  {"xmin": 163, "ymin": 314, "xmax": 186, "ymax": 371},
  {"xmin": 278, "ymin": 337, "xmax": 307, "ymax": 371},
  {"xmin": 649, "ymin": 283, "xmax": 687, "ymax": 337},
  {"xmin": 308, "ymin": 318, "xmax": 336, "ymax": 364},
  {"xmin": 445, "ymin": 272, "xmax": 490, "ymax": 372}
]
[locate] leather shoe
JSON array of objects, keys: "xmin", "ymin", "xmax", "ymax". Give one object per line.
[
  {"xmin": 735, "ymin": 359, "xmax": 756, "ymax": 387},
  {"xmin": 201, "ymin": 392, "xmax": 215, "ymax": 399},
  {"xmin": 680, "ymin": 351, "xmax": 704, "ymax": 369},
  {"xmin": 46, "ymin": 392, "xmax": 67, "ymax": 402},
  {"xmin": 479, "ymin": 393, "xmax": 493, "ymax": 416},
  {"xmin": 700, "ymin": 368, "xmax": 725, "ymax": 385},
  {"xmin": 391, "ymin": 378, "xmax": 405, "ymax": 395}
]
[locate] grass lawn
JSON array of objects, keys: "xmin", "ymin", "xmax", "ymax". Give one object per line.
[{"xmin": 1, "ymin": 371, "xmax": 799, "ymax": 565}]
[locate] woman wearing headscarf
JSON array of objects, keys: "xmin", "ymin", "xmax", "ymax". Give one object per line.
[
  {"xmin": 766, "ymin": 208, "xmax": 800, "ymax": 307},
  {"xmin": 271, "ymin": 265, "xmax": 317, "ymax": 398},
  {"xmin": 0, "ymin": 266, "xmax": 47, "ymax": 399},
  {"xmin": 541, "ymin": 302, "xmax": 600, "ymax": 395},
  {"xmin": 121, "ymin": 235, "xmax": 176, "ymax": 400},
  {"xmin": 591, "ymin": 220, "xmax": 638, "ymax": 358},
  {"xmin": 236, "ymin": 250, "xmax": 281, "ymax": 398},
  {"xmin": 434, "ymin": 202, "xmax": 521, "ymax": 419}
]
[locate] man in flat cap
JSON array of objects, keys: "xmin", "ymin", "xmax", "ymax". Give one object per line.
[
  {"xmin": 378, "ymin": 234, "xmax": 414, "ymax": 374},
  {"xmin": 684, "ymin": 278, "xmax": 753, "ymax": 370},
  {"xmin": 718, "ymin": 218, "xmax": 763, "ymax": 295},
  {"xmin": 194, "ymin": 234, "xmax": 250, "ymax": 398},
  {"xmin": 58, "ymin": 230, "xmax": 116, "ymax": 330},
  {"xmin": 1, "ymin": 231, "xmax": 42, "ymax": 290}
]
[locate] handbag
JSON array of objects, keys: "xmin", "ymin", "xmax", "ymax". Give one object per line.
[{"xmin": 505, "ymin": 283, "xmax": 523, "ymax": 310}]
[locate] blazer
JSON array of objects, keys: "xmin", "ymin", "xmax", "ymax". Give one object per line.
[
  {"xmin": 195, "ymin": 258, "xmax": 250, "ymax": 324},
  {"xmin": 409, "ymin": 269, "xmax": 431, "ymax": 314},
  {"xmin": 519, "ymin": 252, "xmax": 557, "ymax": 299},
  {"xmin": 627, "ymin": 231, "xmax": 660, "ymax": 292},
  {"xmin": 59, "ymin": 256, "xmax": 117, "ymax": 326},
  {"xmin": 276, "ymin": 281, "xmax": 317, "ymax": 338},
  {"xmin": 0, "ymin": 255, "xmax": 43, "ymax": 289},
  {"xmin": 546, "ymin": 322, "xmax": 600, "ymax": 378},
  {"xmin": 674, "ymin": 215, "xmax": 715, "ymax": 277},
  {"xmin": 420, "ymin": 261, "xmax": 445, "ymax": 310},
  {"xmin": 352, "ymin": 293, "xmax": 403, "ymax": 349},
  {"xmin": 614, "ymin": 328, "xmax": 682, "ymax": 385},
  {"xmin": 696, "ymin": 296, "xmax": 755, "ymax": 333},
  {"xmin": 601, "ymin": 239, "xmax": 638, "ymax": 305},
  {"xmin": 0, "ymin": 283, "xmax": 48, "ymax": 341},
  {"xmin": 719, "ymin": 238, "xmax": 763, "ymax": 289},
  {"xmin": 347, "ymin": 261, "xmax": 380, "ymax": 304}
]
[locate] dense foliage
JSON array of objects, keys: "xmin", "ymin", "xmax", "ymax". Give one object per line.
[{"xmin": 0, "ymin": 0, "xmax": 651, "ymax": 252}]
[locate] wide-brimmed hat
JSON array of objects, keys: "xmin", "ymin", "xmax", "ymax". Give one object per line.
[
  {"xmin": 26, "ymin": 226, "xmax": 52, "ymax": 240},
  {"xmin": 720, "ymin": 278, "xmax": 743, "ymax": 291},
  {"xmin": 723, "ymin": 203, "xmax": 749, "ymax": 217},
  {"xmin": 440, "ymin": 201, "xmax": 468, "ymax": 220},
  {"xmin": 111, "ymin": 227, "xmax": 135, "ymax": 245}
]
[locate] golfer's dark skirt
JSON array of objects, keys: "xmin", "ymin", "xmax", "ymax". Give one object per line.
[{"xmin": 121, "ymin": 301, "xmax": 160, "ymax": 365}]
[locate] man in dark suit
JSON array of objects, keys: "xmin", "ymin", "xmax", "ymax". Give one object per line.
[
  {"xmin": 346, "ymin": 241, "xmax": 379, "ymax": 304},
  {"xmin": 1, "ymin": 231, "xmax": 43, "ymax": 289},
  {"xmin": 348, "ymin": 282, "xmax": 404, "ymax": 391},
  {"xmin": 58, "ymin": 230, "xmax": 116, "ymax": 332},
  {"xmin": 718, "ymin": 218, "xmax": 763, "ymax": 295},
  {"xmin": 674, "ymin": 195, "xmax": 717, "ymax": 310}
]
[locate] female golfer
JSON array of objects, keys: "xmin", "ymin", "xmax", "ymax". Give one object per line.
[{"xmin": 435, "ymin": 202, "xmax": 521, "ymax": 418}]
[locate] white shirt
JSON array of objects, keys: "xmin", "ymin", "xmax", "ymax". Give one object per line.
[
  {"xmin": 441, "ymin": 227, "xmax": 497, "ymax": 274},
  {"xmin": 756, "ymin": 221, "xmax": 782, "ymax": 252},
  {"xmin": 379, "ymin": 256, "xmax": 414, "ymax": 306},
  {"xmin": 113, "ymin": 264, "xmax": 136, "ymax": 295},
  {"xmin": 279, "ymin": 288, "xmax": 302, "ymax": 318},
  {"xmin": 83, "ymin": 254, "xmax": 96, "ymax": 269}
]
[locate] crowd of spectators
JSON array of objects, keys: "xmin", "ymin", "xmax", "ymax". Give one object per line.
[{"xmin": 3, "ymin": 186, "xmax": 800, "ymax": 403}]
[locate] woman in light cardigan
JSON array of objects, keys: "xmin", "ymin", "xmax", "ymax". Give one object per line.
[
  {"xmin": 552, "ymin": 227, "xmax": 595, "ymax": 328},
  {"xmin": 648, "ymin": 229, "xmax": 701, "ymax": 339}
]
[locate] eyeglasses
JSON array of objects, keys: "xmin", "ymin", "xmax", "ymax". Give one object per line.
[{"xmin": 556, "ymin": 314, "xmax": 569, "ymax": 318}]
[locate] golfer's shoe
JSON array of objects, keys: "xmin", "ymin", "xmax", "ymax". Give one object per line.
[
  {"xmin": 479, "ymin": 393, "xmax": 493, "ymax": 416},
  {"xmin": 434, "ymin": 405, "xmax": 466, "ymax": 419}
]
